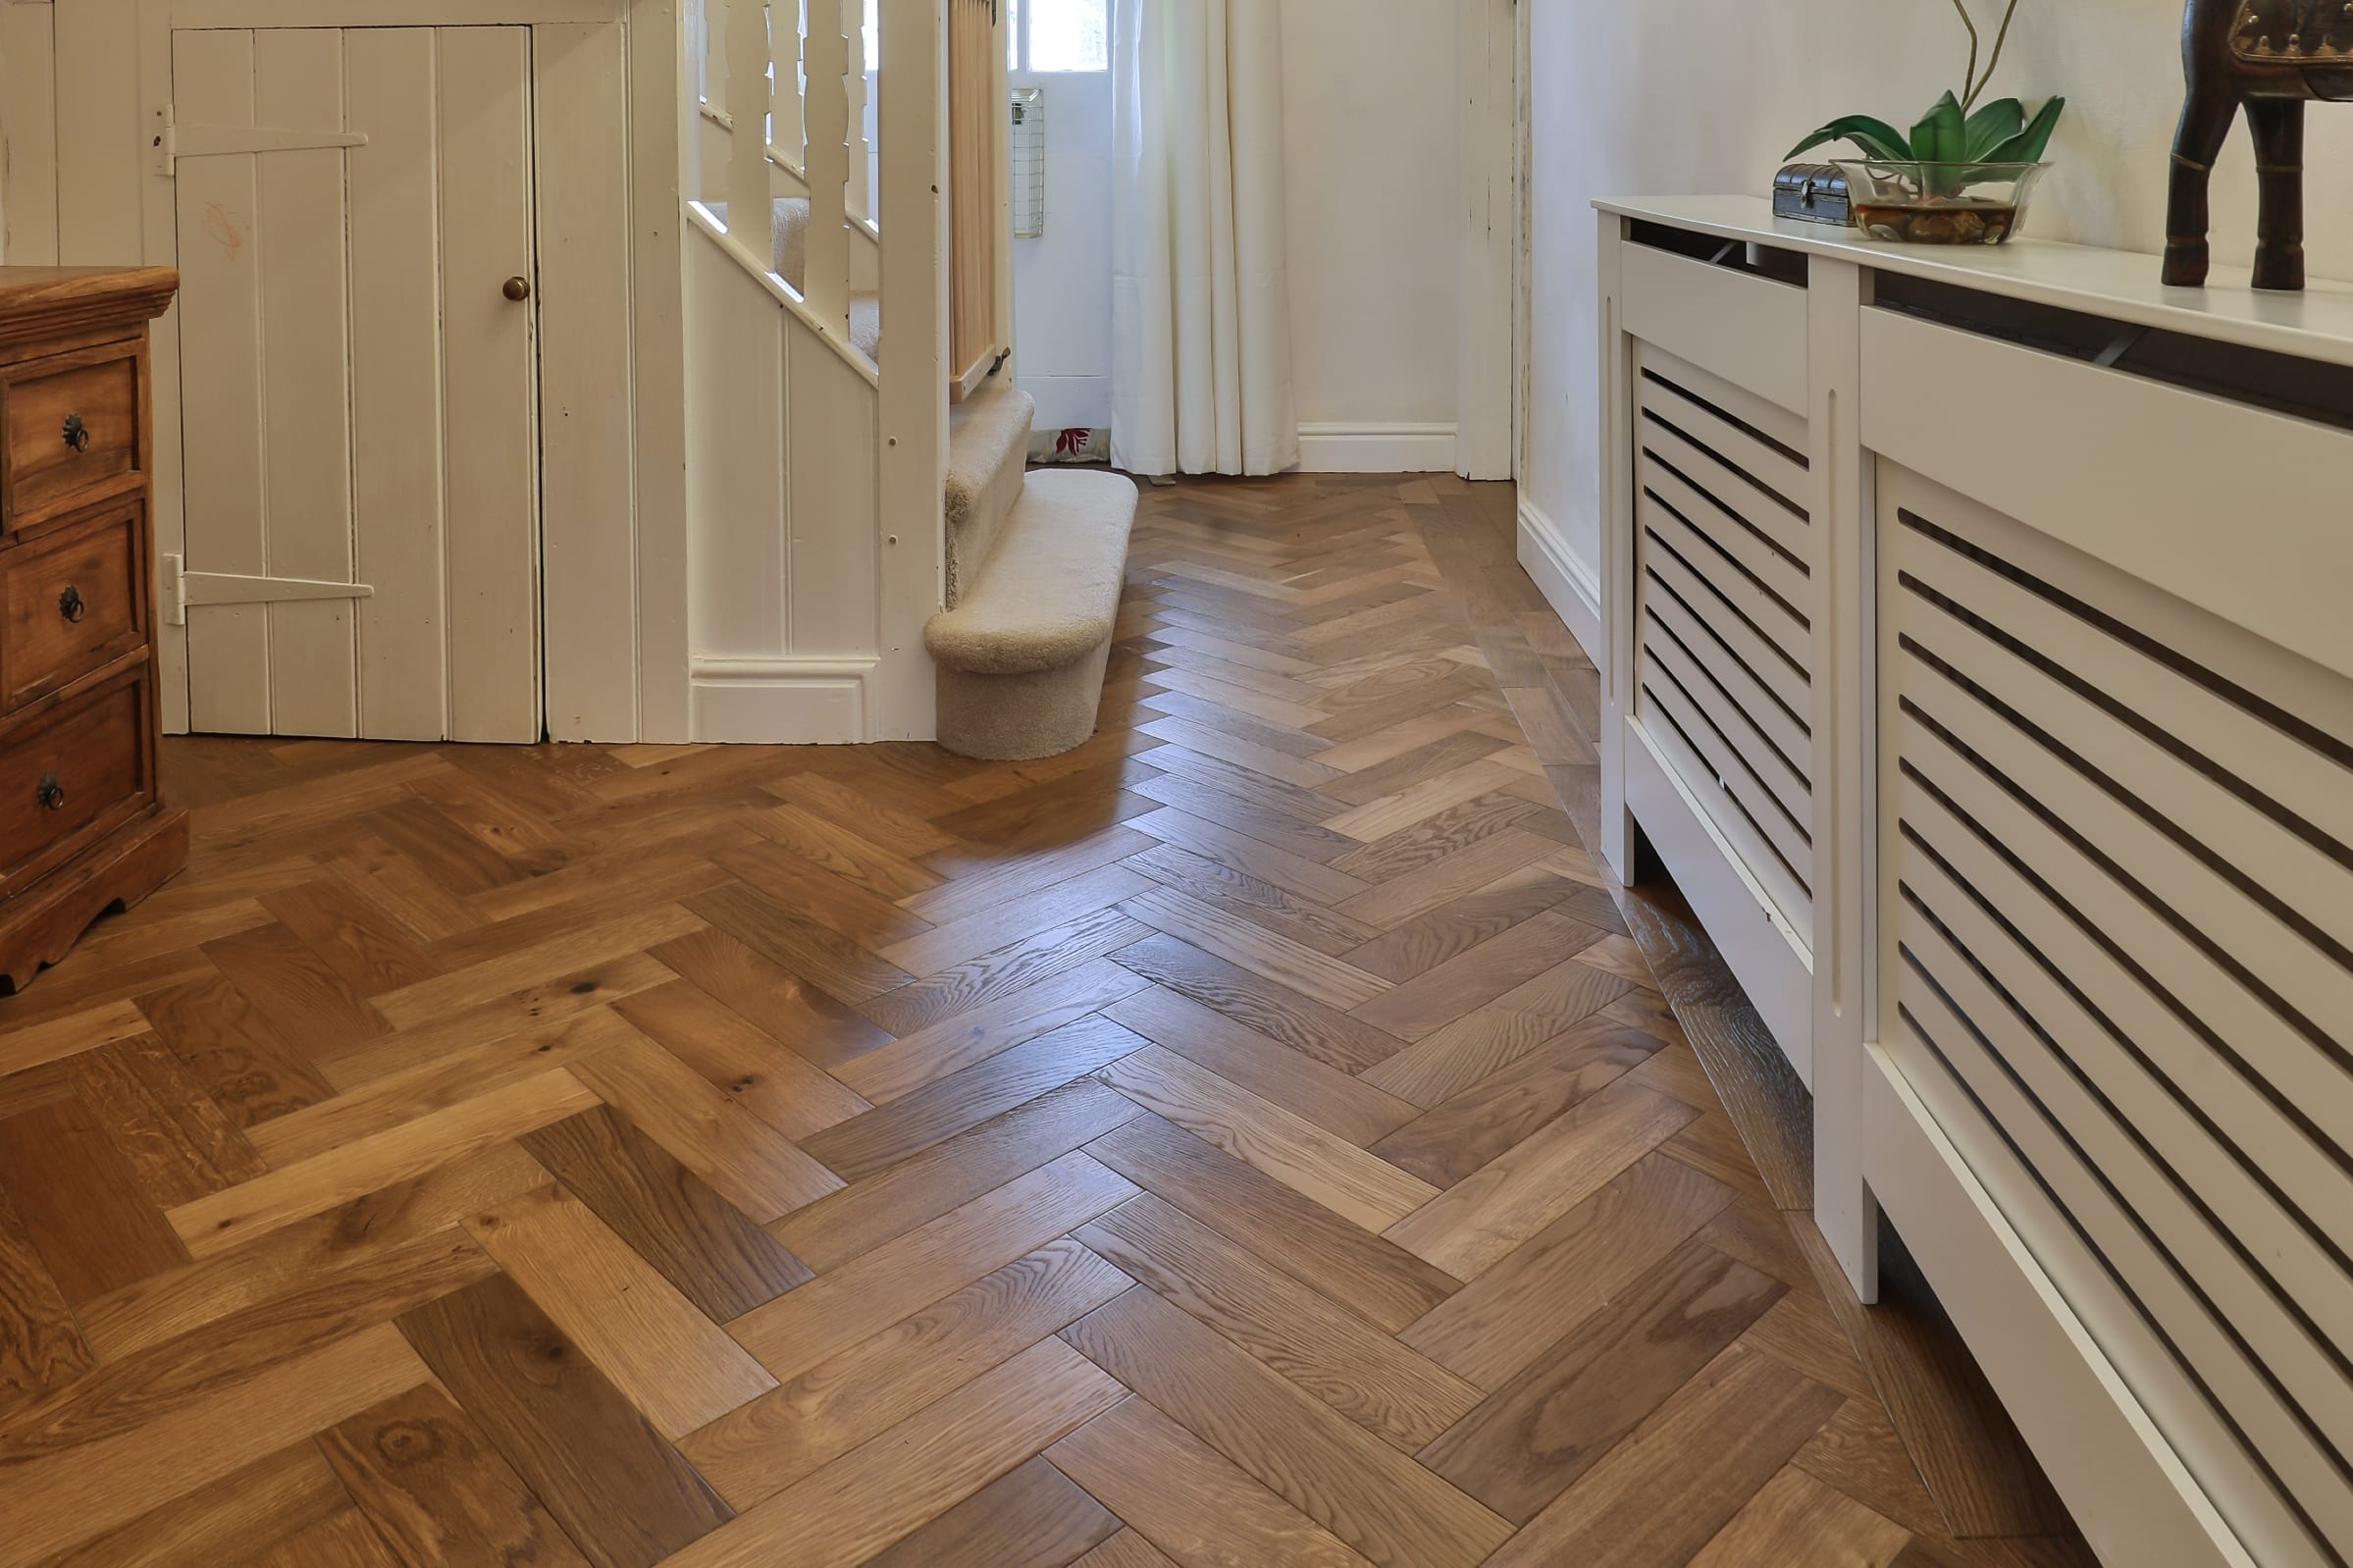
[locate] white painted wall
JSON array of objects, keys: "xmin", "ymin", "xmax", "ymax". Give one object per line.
[
  {"xmin": 1012, "ymin": 66, "xmax": 1116, "ymax": 432},
  {"xmin": 1281, "ymin": 0, "xmax": 1461, "ymax": 470},
  {"xmin": 1524, "ymin": 0, "xmax": 2353, "ymax": 600}
]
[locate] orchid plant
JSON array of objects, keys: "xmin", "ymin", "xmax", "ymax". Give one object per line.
[{"xmin": 1787, "ymin": 0, "xmax": 2065, "ymax": 192}]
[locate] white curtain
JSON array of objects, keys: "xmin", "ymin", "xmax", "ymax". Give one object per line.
[{"xmin": 1110, "ymin": 0, "xmax": 1298, "ymax": 477}]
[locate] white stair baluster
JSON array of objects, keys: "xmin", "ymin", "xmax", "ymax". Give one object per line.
[
  {"xmin": 781, "ymin": 0, "xmax": 807, "ymax": 170},
  {"xmin": 723, "ymin": 0, "xmax": 773, "ymax": 271},
  {"xmin": 803, "ymin": 0, "xmax": 852, "ymax": 340},
  {"xmin": 844, "ymin": 0, "xmax": 870, "ymax": 225}
]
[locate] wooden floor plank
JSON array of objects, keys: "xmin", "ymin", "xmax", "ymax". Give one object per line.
[
  {"xmin": 804, "ymin": 1015, "xmax": 1148, "ymax": 1182},
  {"xmin": 1061, "ymin": 1285, "xmax": 1513, "ymax": 1568},
  {"xmin": 0, "ymin": 1326, "xmax": 429, "ymax": 1568},
  {"xmin": 858, "ymin": 905, "xmax": 1152, "ymax": 1037},
  {"xmin": 730, "ymin": 1152, "xmax": 1137, "ymax": 1380},
  {"xmin": 1369, "ymin": 1017, "xmax": 1661, "ymax": 1188},
  {"xmin": 1072, "ymin": 1529, "xmax": 1186, "ymax": 1568},
  {"xmin": 648, "ymin": 927, "xmax": 895, "ymax": 1072},
  {"xmin": 461, "ymin": 1184, "xmax": 776, "ymax": 1438},
  {"xmin": 1077, "ymin": 1193, "xmax": 1480, "ymax": 1451},
  {"xmin": 1417, "ymin": 1238, "xmax": 1788, "ymax": 1523},
  {"xmin": 766, "ymin": 1076, "xmax": 1134, "ymax": 1261},
  {"xmin": 26, "ymin": 1440, "xmax": 347, "ymax": 1568},
  {"xmin": 517, "ymin": 1105, "xmax": 811, "ymax": 1322},
  {"xmin": 1109, "ymin": 933, "xmax": 1404, "ymax": 1075},
  {"xmin": 59, "ymin": 1034, "xmax": 267, "ymax": 1205},
  {"xmin": 1385, "ymin": 1080, "xmax": 1700, "ymax": 1279},
  {"xmin": 681, "ymin": 1239, "xmax": 1129, "ymax": 1508},
  {"xmin": 165, "ymin": 1070, "xmax": 601, "ymax": 1257},
  {"xmin": 860, "ymin": 1454, "xmax": 1122, "ymax": 1568},
  {"xmin": 0, "ymin": 1095, "xmax": 189, "ymax": 1303},
  {"xmin": 1086, "ymin": 1113, "xmax": 1457, "ymax": 1333},
  {"xmin": 1103, "ymin": 985, "xmax": 1415, "ymax": 1148},
  {"xmin": 396, "ymin": 1273, "xmax": 733, "ymax": 1568},
  {"xmin": 830, "ymin": 959, "xmax": 1150, "ymax": 1106},
  {"xmin": 656, "ymin": 1337, "xmax": 1125, "ymax": 1568},
  {"xmin": 1359, "ymin": 956, "xmax": 1634, "ymax": 1107},
  {"xmin": 567, "ymin": 1038, "xmax": 842, "ymax": 1224},
  {"xmin": 1096, "ymin": 1045, "xmax": 1437, "ymax": 1230},
  {"xmin": 1686, "ymin": 1467, "xmax": 1913, "ymax": 1568},
  {"xmin": 317, "ymin": 1382, "xmax": 593, "ymax": 1568},
  {"xmin": 1348, "ymin": 909, "xmax": 1604, "ymax": 1041},
  {"xmin": 76, "ymin": 1143, "xmax": 548, "ymax": 1360},
  {"xmin": 0, "ymin": 1181, "xmax": 94, "ymax": 1404},
  {"xmin": 237, "ymin": 1507, "xmax": 405, "ymax": 1567},
  {"xmin": 1400, "ymin": 1152, "xmax": 1738, "ymax": 1388},
  {"xmin": 607, "ymin": 978, "xmax": 871, "ymax": 1141},
  {"xmin": 1480, "ymin": 1345, "xmax": 1845, "ymax": 1568},
  {"xmin": 243, "ymin": 1008, "xmax": 642, "ymax": 1168},
  {"xmin": 1047, "ymin": 1397, "xmax": 1377, "ymax": 1568}
]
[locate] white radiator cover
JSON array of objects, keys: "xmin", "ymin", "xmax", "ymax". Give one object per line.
[{"xmin": 1593, "ymin": 196, "xmax": 2353, "ymax": 1568}]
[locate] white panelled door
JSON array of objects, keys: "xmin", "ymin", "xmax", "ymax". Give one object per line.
[{"xmin": 172, "ymin": 26, "xmax": 542, "ymax": 742}]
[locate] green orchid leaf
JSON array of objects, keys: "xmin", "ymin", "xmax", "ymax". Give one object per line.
[
  {"xmin": 1982, "ymin": 95, "xmax": 2066, "ymax": 164},
  {"xmin": 1963, "ymin": 98, "xmax": 2025, "ymax": 160},
  {"xmin": 1786, "ymin": 115, "xmax": 1914, "ymax": 163},
  {"xmin": 1910, "ymin": 91, "xmax": 1966, "ymax": 166}
]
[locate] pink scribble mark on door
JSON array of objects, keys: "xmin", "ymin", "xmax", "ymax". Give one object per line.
[{"xmin": 201, "ymin": 202, "xmax": 245, "ymax": 261}]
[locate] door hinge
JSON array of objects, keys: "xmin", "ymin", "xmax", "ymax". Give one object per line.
[
  {"xmin": 163, "ymin": 554, "xmax": 375, "ymax": 626},
  {"xmin": 153, "ymin": 104, "xmax": 368, "ymax": 177}
]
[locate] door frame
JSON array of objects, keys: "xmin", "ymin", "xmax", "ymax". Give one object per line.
[
  {"xmin": 9, "ymin": 0, "xmax": 688, "ymax": 741},
  {"xmin": 1455, "ymin": 0, "xmax": 1517, "ymax": 482}
]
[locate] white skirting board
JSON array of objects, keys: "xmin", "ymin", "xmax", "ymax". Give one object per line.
[
  {"xmin": 1294, "ymin": 422, "xmax": 1459, "ymax": 473},
  {"xmin": 690, "ymin": 657, "xmax": 874, "ymax": 744},
  {"xmin": 1515, "ymin": 496, "xmax": 1601, "ymax": 663}
]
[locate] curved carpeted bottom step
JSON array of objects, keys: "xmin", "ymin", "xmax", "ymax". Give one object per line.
[{"xmin": 925, "ymin": 468, "xmax": 1138, "ymax": 760}]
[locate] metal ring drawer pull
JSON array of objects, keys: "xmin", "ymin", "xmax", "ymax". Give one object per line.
[
  {"xmin": 35, "ymin": 773, "xmax": 65, "ymax": 812},
  {"xmin": 58, "ymin": 584, "xmax": 85, "ymax": 623},
  {"xmin": 62, "ymin": 413, "xmax": 90, "ymax": 453}
]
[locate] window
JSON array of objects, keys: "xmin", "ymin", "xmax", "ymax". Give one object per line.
[{"xmin": 1011, "ymin": 0, "xmax": 1108, "ymax": 73}]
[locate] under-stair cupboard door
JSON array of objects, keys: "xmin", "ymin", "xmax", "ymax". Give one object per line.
[{"xmin": 173, "ymin": 26, "xmax": 541, "ymax": 742}]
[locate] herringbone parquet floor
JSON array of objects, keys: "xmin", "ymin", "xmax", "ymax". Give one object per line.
[{"xmin": 0, "ymin": 474, "xmax": 2093, "ymax": 1567}]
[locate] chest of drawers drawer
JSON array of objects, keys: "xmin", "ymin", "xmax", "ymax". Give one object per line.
[
  {"xmin": 1, "ymin": 500, "xmax": 147, "ymax": 712},
  {"xmin": 0, "ymin": 663, "xmax": 153, "ymax": 898},
  {"xmin": 0, "ymin": 340, "xmax": 144, "ymax": 528}
]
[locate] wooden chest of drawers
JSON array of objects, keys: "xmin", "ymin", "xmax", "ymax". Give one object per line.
[{"xmin": 0, "ymin": 266, "xmax": 184, "ymax": 993}]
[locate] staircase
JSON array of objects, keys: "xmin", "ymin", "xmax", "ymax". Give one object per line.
[
  {"xmin": 683, "ymin": 0, "xmax": 1130, "ymax": 754},
  {"xmin": 925, "ymin": 376, "xmax": 1137, "ymax": 759},
  {"xmin": 708, "ymin": 197, "xmax": 882, "ymax": 362}
]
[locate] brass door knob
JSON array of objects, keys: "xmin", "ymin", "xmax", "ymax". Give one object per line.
[{"xmin": 502, "ymin": 276, "xmax": 531, "ymax": 302}]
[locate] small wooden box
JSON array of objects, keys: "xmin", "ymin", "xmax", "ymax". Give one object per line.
[{"xmin": 0, "ymin": 266, "xmax": 184, "ymax": 993}]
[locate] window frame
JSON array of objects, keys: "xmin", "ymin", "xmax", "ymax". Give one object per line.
[{"xmin": 1008, "ymin": 0, "xmax": 1109, "ymax": 75}]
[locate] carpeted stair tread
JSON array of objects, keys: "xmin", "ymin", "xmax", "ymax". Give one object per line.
[
  {"xmin": 926, "ymin": 468, "xmax": 1135, "ymax": 763},
  {"xmin": 850, "ymin": 294, "xmax": 880, "ymax": 361},
  {"xmin": 944, "ymin": 378, "xmax": 1036, "ymax": 607},
  {"xmin": 928, "ymin": 469, "xmax": 1136, "ymax": 675}
]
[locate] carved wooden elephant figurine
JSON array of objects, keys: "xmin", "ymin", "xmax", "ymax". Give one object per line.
[{"xmin": 2166, "ymin": 0, "xmax": 2353, "ymax": 289}]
